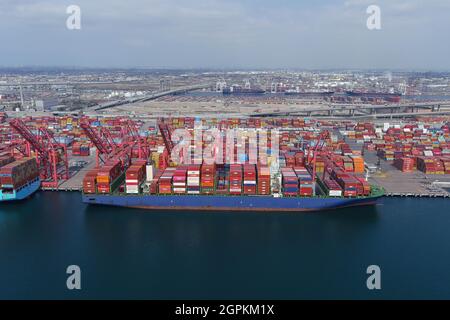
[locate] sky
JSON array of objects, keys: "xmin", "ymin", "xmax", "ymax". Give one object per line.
[{"xmin": 0, "ymin": 0, "xmax": 449, "ymax": 70}]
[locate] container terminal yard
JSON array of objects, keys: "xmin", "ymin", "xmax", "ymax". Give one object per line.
[
  {"xmin": 1, "ymin": 70, "xmax": 450, "ymax": 208},
  {"xmin": 0, "ymin": 112, "xmax": 449, "ymax": 206}
]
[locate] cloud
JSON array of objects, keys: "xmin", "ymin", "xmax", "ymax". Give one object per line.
[{"xmin": 0, "ymin": 0, "xmax": 449, "ymax": 69}]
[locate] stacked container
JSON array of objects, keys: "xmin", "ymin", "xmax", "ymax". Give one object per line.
[
  {"xmin": 294, "ymin": 167, "xmax": 314, "ymax": 196},
  {"xmin": 281, "ymin": 167, "xmax": 299, "ymax": 196},
  {"xmin": 332, "ymin": 171, "xmax": 359, "ymax": 197},
  {"xmin": 0, "ymin": 158, "xmax": 39, "ymax": 189},
  {"xmin": 284, "ymin": 153, "xmax": 295, "ymax": 167},
  {"xmin": 351, "ymin": 156, "xmax": 365, "ymax": 173},
  {"xmin": 201, "ymin": 164, "xmax": 215, "ymax": 194},
  {"xmin": 394, "ymin": 157, "xmax": 415, "ymax": 172},
  {"xmin": 149, "ymin": 170, "xmax": 162, "ymax": 194},
  {"xmin": 173, "ymin": 167, "xmax": 187, "ymax": 194},
  {"xmin": 323, "ymin": 173, "xmax": 343, "ymax": 197},
  {"xmin": 355, "ymin": 177, "xmax": 371, "ymax": 196},
  {"xmin": 343, "ymin": 156, "xmax": 354, "ymax": 172},
  {"xmin": 0, "ymin": 155, "xmax": 14, "ymax": 168},
  {"xmin": 96, "ymin": 160, "xmax": 122, "ymax": 193},
  {"xmin": 257, "ymin": 165, "xmax": 271, "ymax": 195},
  {"xmin": 442, "ymin": 157, "xmax": 450, "ymax": 174},
  {"xmin": 83, "ymin": 169, "xmax": 98, "ymax": 194},
  {"xmin": 216, "ymin": 166, "xmax": 229, "ymax": 195},
  {"xmin": 294, "ymin": 152, "xmax": 305, "ymax": 166},
  {"xmin": 243, "ymin": 164, "xmax": 256, "ymax": 195},
  {"xmin": 187, "ymin": 165, "xmax": 201, "ymax": 194},
  {"xmin": 72, "ymin": 142, "xmax": 90, "ymax": 156},
  {"xmin": 125, "ymin": 160, "xmax": 146, "ymax": 194},
  {"xmin": 159, "ymin": 167, "xmax": 175, "ymax": 194},
  {"xmin": 229, "ymin": 164, "xmax": 242, "ymax": 195}
]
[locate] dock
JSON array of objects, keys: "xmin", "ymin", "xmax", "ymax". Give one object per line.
[
  {"xmin": 41, "ymin": 154, "xmax": 97, "ymax": 192},
  {"xmin": 363, "ymin": 150, "xmax": 450, "ymax": 198}
]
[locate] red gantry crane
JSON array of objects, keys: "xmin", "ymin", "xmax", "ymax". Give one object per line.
[
  {"xmin": 158, "ymin": 119, "xmax": 174, "ymax": 155},
  {"xmin": 122, "ymin": 119, "xmax": 150, "ymax": 160},
  {"xmin": 9, "ymin": 118, "xmax": 69, "ymax": 189},
  {"xmin": 306, "ymin": 130, "xmax": 330, "ymax": 193},
  {"xmin": 80, "ymin": 119, "xmax": 118, "ymax": 166},
  {"xmin": 80, "ymin": 118, "xmax": 150, "ymax": 167}
]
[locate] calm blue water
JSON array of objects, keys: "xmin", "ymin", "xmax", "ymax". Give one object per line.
[{"xmin": 0, "ymin": 192, "xmax": 449, "ymax": 300}]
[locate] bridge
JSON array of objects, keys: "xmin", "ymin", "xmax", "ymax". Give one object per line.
[
  {"xmin": 88, "ymin": 83, "xmax": 211, "ymax": 111},
  {"xmin": 251, "ymin": 101, "xmax": 450, "ymax": 118}
]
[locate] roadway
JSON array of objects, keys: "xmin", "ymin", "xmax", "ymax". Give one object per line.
[
  {"xmin": 87, "ymin": 83, "xmax": 212, "ymax": 111},
  {"xmin": 251, "ymin": 101, "xmax": 450, "ymax": 118}
]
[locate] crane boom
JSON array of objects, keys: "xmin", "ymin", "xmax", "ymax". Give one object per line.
[{"xmin": 9, "ymin": 118, "xmax": 69, "ymax": 188}]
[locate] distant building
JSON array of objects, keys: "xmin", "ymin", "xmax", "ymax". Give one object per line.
[{"xmin": 34, "ymin": 98, "xmax": 60, "ymax": 111}]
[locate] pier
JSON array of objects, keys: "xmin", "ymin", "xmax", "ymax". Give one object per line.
[{"xmin": 41, "ymin": 154, "xmax": 97, "ymax": 192}]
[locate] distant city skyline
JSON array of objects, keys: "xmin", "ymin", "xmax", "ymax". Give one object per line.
[{"xmin": 1, "ymin": 0, "xmax": 449, "ymax": 70}]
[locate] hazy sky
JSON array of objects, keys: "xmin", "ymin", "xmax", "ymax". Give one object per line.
[{"xmin": 0, "ymin": 0, "xmax": 449, "ymax": 69}]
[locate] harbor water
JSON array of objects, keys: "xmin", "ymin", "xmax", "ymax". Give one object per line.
[{"xmin": 1, "ymin": 192, "xmax": 450, "ymax": 299}]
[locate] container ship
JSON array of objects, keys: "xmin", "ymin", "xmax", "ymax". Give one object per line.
[
  {"xmin": 284, "ymin": 90, "xmax": 335, "ymax": 97},
  {"xmin": 82, "ymin": 154, "xmax": 384, "ymax": 212},
  {"xmin": 222, "ymin": 87, "xmax": 266, "ymax": 96},
  {"xmin": 345, "ymin": 90, "xmax": 402, "ymax": 103},
  {"xmin": 0, "ymin": 157, "xmax": 40, "ymax": 201},
  {"xmin": 81, "ymin": 118, "xmax": 386, "ymax": 212}
]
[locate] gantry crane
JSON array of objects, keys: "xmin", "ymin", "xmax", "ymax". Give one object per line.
[
  {"xmin": 158, "ymin": 119, "xmax": 174, "ymax": 155},
  {"xmin": 9, "ymin": 118, "xmax": 69, "ymax": 188},
  {"xmin": 306, "ymin": 130, "xmax": 330, "ymax": 194},
  {"xmin": 80, "ymin": 118, "xmax": 149, "ymax": 167},
  {"xmin": 122, "ymin": 119, "xmax": 150, "ymax": 160}
]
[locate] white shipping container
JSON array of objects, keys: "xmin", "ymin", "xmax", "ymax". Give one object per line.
[
  {"xmin": 126, "ymin": 186, "xmax": 139, "ymax": 194},
  {"xmin": 173, "ymin": 188, "xmax": 186, "ymax": 192},
  {"xmin": 126, "ymin": 179, "xmax": 140, "ymax": 184},
  {"xmin": 329, "ymin": 190, "xmax": 342, "ymax": 197},
  {"xmin": 243, "ymin": 180, "xmax": 256, "ymax": 185},
  {"xmin": 173, "ymin": 182, "xmax": 186, "ymax": 187},
  {"xmin": 146, "ymin": 165, "xmax": 155, "ymax": 182}
]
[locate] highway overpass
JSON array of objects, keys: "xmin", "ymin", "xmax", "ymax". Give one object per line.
[{"xmin": 88, "ymin": 83, "xmax": 212, "ymax": 111}]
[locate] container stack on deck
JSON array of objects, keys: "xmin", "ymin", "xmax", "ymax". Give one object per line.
[
  {"xmin": 281, "ymin": 167, "xmax": 299, "ymax": 197},
  {"xmin": 0, "ymin": 158, "xmax": 39, "ymax": 191},
  {"xmin": 159, "ymin": 168, "xmax": 175, "ymax": 194},
  {"xmin": 173, "ymin": 167, "xmax": 187, "ymax": 194},
  {"xmin": 96, "ymin": 160, "xmax": 123, "ymax": 194},
  {"xmin": 125, "ymin": 160, "xmax": 146, "ymax": 194},
  {"xmin": 243, "ymin": 164, "xmax": 257, "ymax": 195},
  {"xmin": 73, "ymin": 116, "xmax": 448, "ymax": 199},
  {"xmin": 229, "ymin": 164, "xmax": 243, "ymax": 195},
  {"xmin": 201, "ymin": 164, "xmax": 215, "ymax": 194},
  {"xmin": 257, "ymin": 166, "xmax": 271, "ymax": 195},
  {"xmin": 294, "ymin": 167, "xmax": 314, "ymax": 196},
  {"xmin": 83, "ymin": 170, "xmax": 98, "ymax": 194},
  {"xmin": 187, "ymin": 165, "xmax": 201, "ymax": 195}
]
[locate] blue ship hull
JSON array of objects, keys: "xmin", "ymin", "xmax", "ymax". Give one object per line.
[
  {"xmin": 0, "ymin": 177, "xmax": 41, "ymax": 202},
  {"xmin": 82, "ymin": 193, "xmax": 382, "ymax": 212}
]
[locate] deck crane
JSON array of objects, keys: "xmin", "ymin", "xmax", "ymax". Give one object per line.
[{"xmin": 9, "ymin": 118, "xmax": 69, "ymax": 188}]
